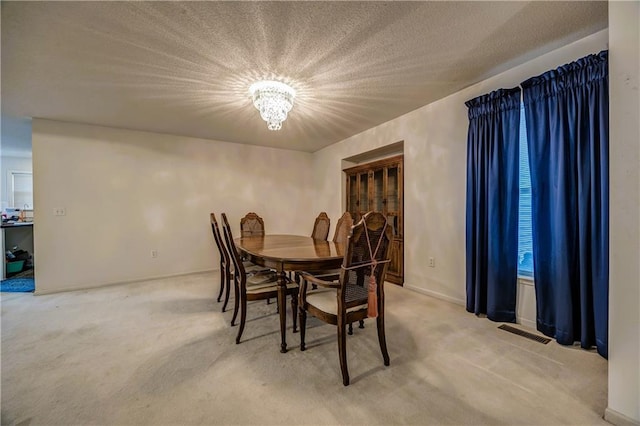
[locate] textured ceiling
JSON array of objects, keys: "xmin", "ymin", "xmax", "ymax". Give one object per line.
[{"xmin": 1, "ymin": 1, "xmax": 607, "ymax": 153}]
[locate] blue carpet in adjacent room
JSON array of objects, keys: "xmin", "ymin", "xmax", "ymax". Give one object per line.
[{"xmin": 1, "ymin": 277, "xmax": 35, "ymax": 293}]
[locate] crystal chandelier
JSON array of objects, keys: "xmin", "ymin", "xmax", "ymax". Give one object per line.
[{"xmin": 249, "ymin": 80, "xmax": 296, "ymax": 131}]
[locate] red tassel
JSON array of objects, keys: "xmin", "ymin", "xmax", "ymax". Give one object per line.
[{"xmin": 367, "ymin": 274, "xmax": 378, "ymax": 318}]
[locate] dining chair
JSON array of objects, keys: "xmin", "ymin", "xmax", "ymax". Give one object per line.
[
  {"xmin": 288, "ymin": 212, "xmax": 332, "ymax": 282},
  {"xmin": 332, "ymin": 211, "xmax": 354, "ymax": 244},
  {"xmin": 221, "ymin": 213, "xmax": 299, "ymax": 344},
  {"xmin": 211, "ymin": 213, "xmax": 270, "ymax": 314},
  {"xmin": 296, "ymin": 211, "xmax": 352, "ymax": 286},
  {"xmin": 327, "ymin": 212, "xmax": 363, "ymax": 335},
  {"xmin": 240, "ymin": 212, "xmax": 265, "ymax": 237},
  {"xmin": 298, "ymin": 211, "xmax": 394, "ymax": 386},
  {"xmin": 311, "ymin": 212, "xmax": 331, "ymax": 240},
  {"xmin": 210, "ymin": 213, "xmax": 233, "ymax": 311}
]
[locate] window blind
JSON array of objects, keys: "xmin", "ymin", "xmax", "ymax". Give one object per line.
[{"xmin": 518, "ymin": 105, "xmax": 534, "ymax": 277}]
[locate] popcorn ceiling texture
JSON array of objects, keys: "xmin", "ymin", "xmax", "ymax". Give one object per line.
[{"xmin": 2, "ymin": 1, "xmax": 607, "ymax": 152}]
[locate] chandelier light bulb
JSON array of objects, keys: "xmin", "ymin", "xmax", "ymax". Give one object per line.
[{"xmin": 249, "ymin": 80, "xmax": 296, "ymax": 131}]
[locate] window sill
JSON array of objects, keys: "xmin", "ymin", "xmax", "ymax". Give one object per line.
[{"xmin": 518, "ymin": 275, "xmax": 535, "ymax": 286}]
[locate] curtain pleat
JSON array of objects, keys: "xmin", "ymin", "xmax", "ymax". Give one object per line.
[
  {"xmin": 521, "ymin": 50, "xmax": 609, "ymax": 358},
  {"xmin": 465, "ymin": 87, "xmax": 521, "ymax": 323}
]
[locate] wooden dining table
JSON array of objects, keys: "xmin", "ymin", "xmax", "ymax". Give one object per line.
[{"xmin": 235, "ymin": 234, "xmax": 344, "ymax": 353}]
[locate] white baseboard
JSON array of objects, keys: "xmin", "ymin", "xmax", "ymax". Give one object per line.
[
  {"xmin": 517, "ymin": 317, "xmax": 537, "ymax": 330},
  {"xmin": 605, "ymin": 407, "xmax": 640, "ymax": 426},
  {"xmin": 34, "ymin": 268, "xmax": 216, "ymax": 295},
  {"xmin": 405, "ymin": 284, "xmax": 539, "ymax": 331},
  {"xmin": 403, "ymin": 284, "xmax": 465, "ymax": 306}
]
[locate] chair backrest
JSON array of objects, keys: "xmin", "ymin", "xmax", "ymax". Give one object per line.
[
  {"xmin": 339, "ymin": 212, "xmax": 394, "ymax": 307},
  {"xmin": 221, "ymin": 213, "xmax": 246, "ymax": 282},
  {"xmin": 210, "ymin": 213, "xmax": 230, "ymax": 269},
  {"xmin": 332, "ymin": 212, "xmax": 354, "ymax": 244},
  {"xmin": 311, "ymin": 212, "xmax": 331, "ymax": 240},
  {"xmin": 240, "ymin": 212, "xmax": 265, "ymax": 237}
]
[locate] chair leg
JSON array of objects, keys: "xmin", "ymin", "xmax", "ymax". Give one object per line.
[
  {"xmin": 291, "ymin": 291, "xmax": 298, "ymax": 333},
  {"xmin": 338, "ymin": 319, "xmax": 349, "ymax": 386},
  {"xmin": 231, "ymin": 280, "xmax": 240, "ymax": 326},
  {"xmin": 235, "ymin": 296, "xmax": 247, "ymax": 344},
  {"xmin": 347, "ymin": 320, "xmax": 363, "ymax": 335},
  {"xmin": 222, "ymin": 272, "xmax": 231, "ymax": 313},
  {"xmin": 217, "ymin": 264, "xmax": 224, "ymax": 303},
  {"xmin": 299, "ymin": 307, "xmax": 307, "ymax": 351},
  {"xmin": 376, "ymin": 312, "xmax": 390, "ymax": 366}
]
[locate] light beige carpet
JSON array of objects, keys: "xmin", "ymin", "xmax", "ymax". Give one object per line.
[{"xmin": 1, "ymin": 272, "xmax": 607, "ymax": 425}]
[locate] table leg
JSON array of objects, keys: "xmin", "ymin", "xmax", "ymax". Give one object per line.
[{"xmin": 277, "ymin": 269, "xmax": 288, "ymax": 353}]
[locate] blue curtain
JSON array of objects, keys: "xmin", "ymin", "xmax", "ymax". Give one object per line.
[
  {"xmin": 521, "ymin": 51, "xmax": 609, "ymax": 358},
  {"xmin": 465, "ymin": 88, "xmax": 521, "ymax": 323}
]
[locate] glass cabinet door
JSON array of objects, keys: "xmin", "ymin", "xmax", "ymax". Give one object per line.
[
  {"xmin": 372, "ymin": 169, "xmax": 384, "ymax": 212},
  {"xmin": 386, "ymin": 166, "xmax": 400, "ymax": 236},
  {"xmin": 359, "ymin": 172, "xmax": 369, "ymax": 212},
  {"xmin": 386, "ymin": 166, "xmax": 398, "ymax": 212},
  {"xmin": 348, "ymin": 174, "xmax": 358, "ymax": 216}
]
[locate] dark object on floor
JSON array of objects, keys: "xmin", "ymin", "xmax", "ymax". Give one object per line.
[
  {"xmin": 6, "ymin": 260, "xmax": 25, "ymax": 275},
  {"xmin": 1, "ymin": 277, "xmax": 35, "ymax": 293},
  {"xmin": 498, "ymin": 324, "xmax": 551, "ymax": 344},
  {"xmin": 5, "ymin": 248, "xmax": 33, "ymax": 277},
  {"xmin": 9, "ymin": 268, "xmax": 34, "ymax": 279}
]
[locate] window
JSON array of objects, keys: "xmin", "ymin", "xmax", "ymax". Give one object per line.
[
  {"xmin": 10, "ymin": 171, "xmax": 33, "ymax": 210},
  {"xmin": 518, "ymin": 105, "xmax": 534, "ymax": 277}
]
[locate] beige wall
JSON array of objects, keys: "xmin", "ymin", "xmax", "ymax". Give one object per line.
[
  {"xmin": 313, "ymin": 30, "xmax": 608, "ymax": 311},
  {"xmin": 32, "ymin": 119, "xmax": 313, "ymax": 293},
  {"xmin": 607, "ymin": 1, "xmax": 640, "ymax": 425}
]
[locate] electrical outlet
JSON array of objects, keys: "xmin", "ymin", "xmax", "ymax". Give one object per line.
[
  {"xmin": 151, "ymin": 250, "xmax": 158, "ymax": 258},
  {"xmin": 428, "ymin": 257, "xmax": 435, "ymax": 267},
  {"xmin": 53, "ymin": 208, "xmax": 66, "ymax": 216}
]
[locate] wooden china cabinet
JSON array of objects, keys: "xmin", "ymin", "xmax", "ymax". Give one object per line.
[{"xmin": 344, "ymin": 155, "xmax": 403, "ymax": 285}]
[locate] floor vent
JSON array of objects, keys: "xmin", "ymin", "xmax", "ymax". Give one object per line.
[{"xmin": 498, "ymin": 324, "xmax": 551, "ymax": 344}]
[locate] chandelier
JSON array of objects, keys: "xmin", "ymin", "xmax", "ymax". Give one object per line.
[{"xmin": 249, "ymin": 80, "xmax": 296, "ymax": 131}]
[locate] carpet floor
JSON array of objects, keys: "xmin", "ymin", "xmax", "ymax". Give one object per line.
[{"xmin": 0, "ymin": 271, "xmax": 608, "ymax": 425}]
